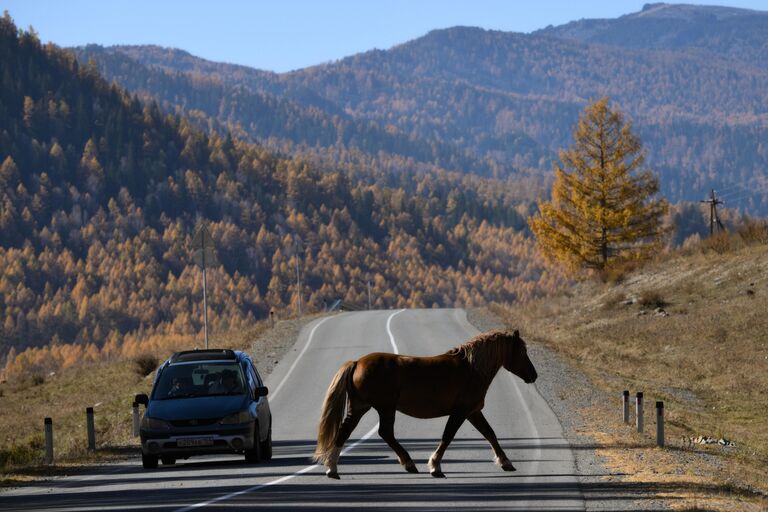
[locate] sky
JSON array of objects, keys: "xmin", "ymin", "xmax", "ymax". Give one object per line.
[{"xmin": 3, "ymin": 0, "xmax": 768, "ymax": 72}]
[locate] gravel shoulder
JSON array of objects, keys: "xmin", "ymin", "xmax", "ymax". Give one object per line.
[{"xmin": 466, "ymin": 307, "xmax": 668, "ymax": 511}]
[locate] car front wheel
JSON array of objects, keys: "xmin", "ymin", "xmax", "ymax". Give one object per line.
[
  {"xmin": 244, "ymin": 422, "xmax": 261, "ymax": 463},
  {"xmin": 260, "ymin": 422, "xmax": 272, "ymax": 461},
  {"xmin": 142, "ymin": 453, "xmax": 158, "ymax": 469}
]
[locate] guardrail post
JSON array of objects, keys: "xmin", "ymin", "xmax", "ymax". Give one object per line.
[
  {"xmin": 656, "ymin": 401, "xmax": 664, "ymax": 447},
  {"xmin": 622, "ymin": 390, "xmax": 630, "ymax": 423},
  {"xmin": 44, "ymin": 417, "xmax": 54, "ymax": 465},
  {"xmin": 86, "ymin": 407, "xmax": 96, "ymax": 450},
  {"xmin": 132, "ymin": 402, "xmax": 140, "ymax": 437},
  {"xmin": 636, "ymin": 392, "xmax": 644, "ymax": 433}
]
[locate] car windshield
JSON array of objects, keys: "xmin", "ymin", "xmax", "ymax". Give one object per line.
[{"xmin": 153, "ymin": 362, "xmax": 246, "ymax": 400}]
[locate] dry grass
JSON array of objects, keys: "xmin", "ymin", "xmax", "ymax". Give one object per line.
[{"xmin": 496, "ymin": 240, "xmax": 768, "ymax": 510}]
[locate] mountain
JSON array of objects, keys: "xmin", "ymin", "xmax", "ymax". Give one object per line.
[
  {"xmin": 76, "ymin": 3, "xmax": 768, "ymax": 214},
  {"xmin": 536, "ymin": 3, "xmax": 768, "ymax": 69},
  {"xmin": 0, "ymin": 14, "xmax": 560, "ymax": 374}
]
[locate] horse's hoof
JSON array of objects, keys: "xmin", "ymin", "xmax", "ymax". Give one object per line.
[
  {"xmin": 404, "ymin": 461, "xmax": 419, "ymax": 473},
  {"xmin": 326, "ymin": 470, "xmax": 340, "ymax": 479},
  {"xmin": 501, "ymin": 462, "xmax": 517, "ymax": 472},
  {"xmin": 430, "ymin": 471, "xmax": 445, "ymax": 478}
]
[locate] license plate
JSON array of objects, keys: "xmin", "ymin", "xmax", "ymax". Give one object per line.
[{"xmin": 177, "ymin": 437, "xmax": 214, "ymax": 447}]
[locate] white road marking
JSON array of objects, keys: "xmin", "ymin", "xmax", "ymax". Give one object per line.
[
  {"xmin": 269, "ymin": 315, "xmax": 333, "ymax": 401},
  {"xmin": 386, "ymin": 308, "xmax": 405, "ymax": 353},
  {"xmin": 175, "ymin": 309, "xmax": 405, "ymax": 511}
]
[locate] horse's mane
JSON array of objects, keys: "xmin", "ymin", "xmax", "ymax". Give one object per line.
[{"xmin": 446, "ymin": 329, "xmax": 517, "ymax": 378}]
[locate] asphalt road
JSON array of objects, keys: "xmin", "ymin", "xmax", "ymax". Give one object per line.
[{"xmin": 0, "ymin": 309, "xmax": 585, "ymax": 511}]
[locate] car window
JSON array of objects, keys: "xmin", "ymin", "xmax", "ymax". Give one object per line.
[
  {"xmin": 247, "ymin": 361, "xmax": 262, "ymax": 387},
  {"xmin": 152, "ymin": 362, "xmax": 246, "ymax": 399}
]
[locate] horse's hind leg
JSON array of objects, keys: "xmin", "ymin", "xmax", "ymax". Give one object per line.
[
  {"xmin": 326, "ymin": 399, "xmax": 370, "ymax": 479},
  {"xmin": 428, "ymin": 412, "xmax": 467, "ymax": 478},
  {"xmin": 468, "ymin": 411, "xmax": 515, "ymax": 472},
  {"xmin": 376, "ymin": 407, "xmax": 418, "ymax": 473}
]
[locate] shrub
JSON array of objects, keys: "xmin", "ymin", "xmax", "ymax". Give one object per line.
[
  {"xmin": 31, "ymin": 374, "xmax": 45, "ymax": 386},
  {"xmin": 639, "ymin": 289, "xmax": 667, "ymax": 309},
  {"xmin": 738, "ymin": 219, "xmax": 768, "ymax": 245},
  {"xmin": 132, "ymin": 353, "xmax": 159, "ymax": 377}
]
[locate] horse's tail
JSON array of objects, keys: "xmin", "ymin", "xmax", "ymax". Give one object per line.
[{"xmin": 313, "ymin": 360, "xmax": 356, "ymax": 465}]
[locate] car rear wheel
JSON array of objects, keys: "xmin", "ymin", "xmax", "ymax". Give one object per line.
[
  {"xmin": 142, "ymin": 453, "xmax": 158, "ymax": 469},
  {"xmin": 161, "ymin": 456, "xmax": 176, "ymax": 465},
  {"xmin": 244, "ymin": 422, "xmax": 261, "ymax": 463},
  {"xmin": 260, "ymin": 422, "xmax": 272, "ymax": 461}
]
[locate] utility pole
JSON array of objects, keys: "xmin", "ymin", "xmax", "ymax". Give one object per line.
[
  {"xmin": 367, "ymin": 280, "xmax": 372, "ymax": 310},
  {"xmin": 295, "ymin": 241, "xmax": 302, "ymax": 317},
  {"xmin": 192, "ymin": 224, "xmax": 216, "ymax": 349},
  {"xmin": 701, "ymin": 189, "xmax": 725, "ymax": 235}
]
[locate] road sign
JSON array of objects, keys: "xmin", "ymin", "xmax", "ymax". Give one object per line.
[
  {"xmin": 191, "ymin": 225, "xmax": 217, "ymax": 268},
  {"xmin": 192, "ymin": 247, "xmax": 217, "ymax": 268}
]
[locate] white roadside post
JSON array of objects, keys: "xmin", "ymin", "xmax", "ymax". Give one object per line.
[
  {"xmin": 86, "ymin": 407, "xmax": 96, "ymax": 451},
  {"xmin": 622, "ymin": 390, "xmax": 630, "ymax": 424},
  {"xmin": 44, "ymin": 417, "xmax": 53, "ymax": 465},
  {"xmin": 636, "ymin": 392, "xmax": 644, "ymax": 433},
  {"xmin": 192, "ymin": 224, "xmax": 216, "ymax": 349},
  {"xmin": 656, "ymin": 401, "xmax": 665, "ymax": 447},
  {"xmin": 132, "ymin": 402, "xmax": 140, "ymax": 437}
]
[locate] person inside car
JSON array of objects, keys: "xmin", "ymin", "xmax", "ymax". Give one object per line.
[{"xmin": 209, "ymin": 369, "xmax": 242, "ymax": 395}]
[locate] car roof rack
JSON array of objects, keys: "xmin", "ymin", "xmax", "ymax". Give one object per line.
[{"xmin": 170, "ymin": 349, "xmax": 237, "ymax": 364}]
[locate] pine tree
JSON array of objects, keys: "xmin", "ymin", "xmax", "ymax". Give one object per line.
[{"xmin": 529, "ymin": 98, "xmax": 669, "ymax": 272}]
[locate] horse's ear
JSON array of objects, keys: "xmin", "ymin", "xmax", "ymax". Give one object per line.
[{"xmin": 513, "ymin": 330, "xmax": 520, "ymax": 339}]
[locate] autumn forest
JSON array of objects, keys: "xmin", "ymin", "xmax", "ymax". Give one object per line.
[{"xmin": 0, "ymin": 15, "xmax": 563, "ymax": 379}]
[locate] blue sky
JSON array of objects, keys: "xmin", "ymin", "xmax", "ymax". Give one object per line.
[{"xmin": 3, "ymin": 1, "xmax": 768, "ymax": 72}]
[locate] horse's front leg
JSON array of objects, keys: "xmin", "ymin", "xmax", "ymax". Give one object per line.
[
  {"xmin": 467, "ymin": 410, "xmax": 515, "ymax": 471},
  {"xmin": 428, "ymin": 412, "xmax": 467, "ymax": 478},
  {"xmin": 377, "ymin": 407, "xmax": 418, "ymax": 473}
]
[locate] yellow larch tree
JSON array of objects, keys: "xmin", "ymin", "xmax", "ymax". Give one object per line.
[{"xmin": 529, "ymin": 97, "xmax": 669, "ymax": 272}]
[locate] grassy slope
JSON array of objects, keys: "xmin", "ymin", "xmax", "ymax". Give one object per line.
[{"xmin": 498, "ymin": 241, "xmax": 768, "ymax": 510}]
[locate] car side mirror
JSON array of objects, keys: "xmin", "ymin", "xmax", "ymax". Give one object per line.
[
  {"xmin": 135, "ymin": 393, "xmax": 149, "ymax": 406},
  {"xmin": 255, "ymin": 386, "xmax": 269, "ymax": 398}
]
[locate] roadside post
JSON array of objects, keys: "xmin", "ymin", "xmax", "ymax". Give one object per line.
[
  {"xmin": 622, "ymin": 390, "xmax": 630, "ymax": 423},
  {"xmin": 86, "ymin": 407, "xmax": 96, "ymax": 451},
  {"xmin": 636, "ymin": 392, "xmax": 644, "ymax": 433},
  {"xmin": 44, "ymin": 417, "xmax": 53, "ymax": 465},
  {"xmin": 656, "ymin": 401, "xmax": 665, "ymax": 447},
  {"xmin": 270, "ymin": 308, "xmax": 275, "ymax": 328},
  {"xmin": 192, "ymin": 224, "xmax": 217, "ymax": 350},
  {"xmin": 132, "ymin": 402, "xmax": 140, "ymax": 437}
]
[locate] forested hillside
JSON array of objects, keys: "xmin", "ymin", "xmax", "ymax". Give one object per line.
[
  {"xmin": 0, "ymin": 15, "xmax": 563, "ymax": 378},
  {"xmin": 78, "ymin": 3, "xmax": 768, "ymax": 214}
]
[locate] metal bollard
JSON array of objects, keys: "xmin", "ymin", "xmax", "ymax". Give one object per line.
[
  {"xmin": 656, "ymin": 401, "xmax": 665, "ymax": 447},
  {"xmin": 44, "ymin": 417, "xmax": 54, "ymax": 465},
  {"xmin": 622, "ymin": 390, "xmax": 630, "ymax": 424},
  {"xmin": 86, "ymin": 407, "xmax": 96, "ymax": 451},
  {"xmin": 132, "ymin": 402, "xmax": 140, "ymax": 437},
  {"xmin": 636, "ymin": 392, "xmax": 644, "ymax": 432}
]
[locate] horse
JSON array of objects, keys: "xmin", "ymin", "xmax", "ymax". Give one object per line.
[{"xmin": 313, "ymin": 329, "xmax": 538, "ymax": 479}]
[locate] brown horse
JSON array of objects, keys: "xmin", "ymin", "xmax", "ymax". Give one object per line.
[{"xmin": 313, "ymin": 329, "xmax": 538, "ymax": 478}]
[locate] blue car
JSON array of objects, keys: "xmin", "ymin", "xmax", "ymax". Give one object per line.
[{"xmin": 135, "ymin": 349, "xmax": 271, "ymax": 469}]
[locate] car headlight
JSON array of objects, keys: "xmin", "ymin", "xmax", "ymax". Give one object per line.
[
  {"xmin": 219, "ymin": 410, "xmax": 251, "ymax": 425},
  {"xmin": 141, "ymin": 416, "xmax": 172, "ymax": 430}
]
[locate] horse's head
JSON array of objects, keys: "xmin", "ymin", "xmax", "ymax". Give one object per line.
[{"xmin": 503, "ymin": 330, "xmax": 537, "ymax": 384}]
